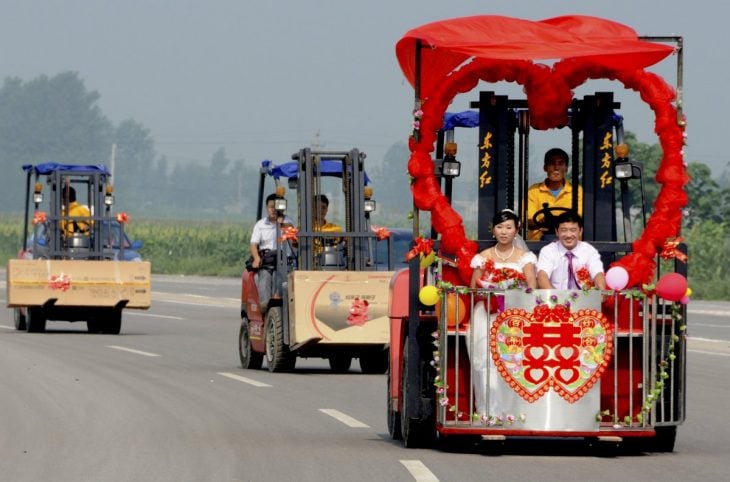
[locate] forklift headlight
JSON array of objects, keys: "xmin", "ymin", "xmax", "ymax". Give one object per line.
[
  {"xmin": 274, "ymin": 198, "xmax": 287, "ymax": 211},
  {"xmin": 33, "ymin": 192, "xmax": 43, "ymax": 204},
  {"xmin": 441, "ymin": 158, "xmax": 461, "ymax": 178},
  {"xmin": 614, "ymin": 162, "xmax": 634, "ymax": 180},
  {"xmin": 104, "ymin": 193, "xmax": 114, "ymax": 206},
  {"xmin": 364, "ymin": 200, "xmax": 376, "ymax": 213}
]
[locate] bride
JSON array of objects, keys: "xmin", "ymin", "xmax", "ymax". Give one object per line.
[{"xmin": 468, "ymin": 209, "xmax": 537, "ymax": 418}]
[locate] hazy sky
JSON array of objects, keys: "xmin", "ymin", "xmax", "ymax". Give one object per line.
[{"xmin": 1, "ymin": 0, "xmax": 725, "ymax": 176}]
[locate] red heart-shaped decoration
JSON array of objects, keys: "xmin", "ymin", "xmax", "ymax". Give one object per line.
[{"xmin": 490, "ymin": 307, "xmax": 613, "ymax": 404}]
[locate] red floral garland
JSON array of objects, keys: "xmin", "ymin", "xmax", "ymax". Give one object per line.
[{"xmin": 406, "ymin": 56, "xmax": 687, "ymax": 288}]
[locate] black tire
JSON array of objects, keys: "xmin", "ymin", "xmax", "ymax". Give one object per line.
[
  {"xmin": 14, "ymin": 308, "xmax": 27, "ymax": 331},
  {"xmin": 400, "ymin": 335, "xmax": 435, "ymax": 448},
  {"xmin": 239, "ymin": 316, "xmax": 263, "ymax": 370},
  {"xmin": 103, "ymin": 309, "xmax": 123, "ymax": 335},
  {"xmin": 651, "ymin": 426, "xmax": 677, "ymax": 453},
  {"xmin": 264, "ymin": 307, "xmax": 293, "ymax": 372},
  {"xmin": 360, "ymin": 350, "xmax": 389, "ymax": 374},
  {"xmin": 26, "ymin": 307, "xmax": 46, "ymax": 333},
  {"xmin": 87, "ymin": 319, "xmax": 103, "ymax": 333},
  {"xmin": 329, "ymin": 355, "xmax": 352, "ymax": 373},
  {"xmin": 387, "ymin": 364, "xmax": 402, "ymax": 440}
]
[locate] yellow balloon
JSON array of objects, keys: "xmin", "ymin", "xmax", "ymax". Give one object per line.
[
  {"xmin": 685, "ymin": 287, "xmax": 692, "ymax": 297},
  {"xmin": 419, "ymin": 285, "xmax": 439, "ymax": 306}
]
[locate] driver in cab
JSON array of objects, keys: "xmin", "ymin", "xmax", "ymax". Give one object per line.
[
  {"xmin": 312, "ymin": 194, "xmax": 342, "ymax": 255},
  {"xmin": 526, "ymin": 148, "xmax": 583, "ymax": 240}
]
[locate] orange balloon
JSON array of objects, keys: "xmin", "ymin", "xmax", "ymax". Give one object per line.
[{"xmin": 436, "ymin": 293, "xmax": 469, "ymax": 328}]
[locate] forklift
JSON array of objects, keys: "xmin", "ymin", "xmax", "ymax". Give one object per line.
[
  {"xmin": 388, "ymin": 15, "xmax": 687, "ymax": 452},
  {"xmin": 7, "ymin": 163, "xmax": 151, "ymax": 334},
  {"xmin": 239, "ymin": 149, "xmax": 405, "ymax": 373}
]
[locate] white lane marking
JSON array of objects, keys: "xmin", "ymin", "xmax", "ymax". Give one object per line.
[
  {"xmin": 400, "ymin": 460, "xmax": 439, "ymax": 482},
  {"xmin": 318, "ymin": 409, "xmax": 370, "ymax": 428},
  {"xmin": 689, "ymin": 349, "xmax": 730, "ymax": 358},
  {"xmin": 0, "ymin": 324, "xmax": 14, "ymax": 330},
  {"xmin": 688, "ymin": 309, "xmax": 730, "ymax": 317},
  {"xmin": 217, "ymin": 372, "xmax": 272, "ymax": 387},
  {"xmin": 124, "ymin": 312, "xmax": 184, "ymax": 320},
  {"xmin": 107, "ymin": 345, "xmax": 161, "ymax": 357},
  {"xmin": 690, "ymin": 337, "xmax": 730, "ymax": 344},
  {"xmin": 692, "ymin": 323, "xmax": 729, "ymax": 329}
]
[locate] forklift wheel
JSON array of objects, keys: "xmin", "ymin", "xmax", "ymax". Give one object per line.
[
  {"xmin": 265, "ymin": 307, "xmax": 293, "ymax": 372},
  {"xmin": 239, "ymin": 316, "xmax": 263, "ymax": 369}
]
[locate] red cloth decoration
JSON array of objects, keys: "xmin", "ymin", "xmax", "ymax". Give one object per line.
[{"xmin": 116, "ymin": 212, "xmax": 130, "ymax": 224}]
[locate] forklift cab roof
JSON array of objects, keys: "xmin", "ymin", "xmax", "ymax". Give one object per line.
[
  {"xmin": 261, "ymin": 159, "xmax": 371, "ymax": 185},
  {"xmin": 23, "ymin": 163, "xmax": 111, "ymax": 176}
]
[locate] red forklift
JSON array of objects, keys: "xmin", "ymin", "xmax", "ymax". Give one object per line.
[
  {"xmin": 387, "ymin": 15, "xmax": 687, "ymax": 451},
  {"xmin": 239, "ymin": 149, "xmax": 406, "ymax": 373}
]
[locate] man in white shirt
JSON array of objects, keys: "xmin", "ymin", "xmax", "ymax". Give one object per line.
[
  {"xmin": 250, "ymin": 193, "xmax": 295, "ymax": 311},
  {"xmin": 536, "ymin": 211, "xmax": 606, "ymax": 290}
]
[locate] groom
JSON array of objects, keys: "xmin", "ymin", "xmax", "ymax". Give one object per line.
[{"xmin": 536, "ymin": 211, "xmax": 606, "ymax": 290}]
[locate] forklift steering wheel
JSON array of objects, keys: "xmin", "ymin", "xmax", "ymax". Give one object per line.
[{"xmin": 531, "ymin": 205, "xmax": 573, "ymax": 234}]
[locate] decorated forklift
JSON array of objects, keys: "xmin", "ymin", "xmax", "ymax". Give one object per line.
[
  {"xmin": 387, "ymin": 16, "xmax": 688, "ymax": 452},
  {"xmin": 6, "ymin": 163, "xmax": 151, "ymax": 334},
  {"xmin": 239, "ymin": 148, "xmax": 403, "ymax": 373}
]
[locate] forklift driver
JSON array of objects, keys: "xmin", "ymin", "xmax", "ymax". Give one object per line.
[
  {"xmin": 250, "ymin": 193, "xmax": 295, "ymax": 312},
  {"xmin": 526, "ymin": 148, "xmax": 583, "ymax": 241},
  {"xmin": 62, "ymin": 187, "xmax": 91, "ymax": 236},
  {"xmin": 312, "ymin": 194, "xmax": 342, "ymax": 254}
]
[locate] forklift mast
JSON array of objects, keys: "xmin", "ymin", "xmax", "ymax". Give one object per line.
[
  {"xmin": 291, "ymin": 148, "xmax": 371, "ymax": 271},
  {"xmin": 469, "ymin": 91, "xmax": 624, "ymax": 248}
]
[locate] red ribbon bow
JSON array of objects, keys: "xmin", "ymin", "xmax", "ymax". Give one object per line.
[
  {"xmin": 116, "ymin": 212, "xmax": 130, "ymax": 224},
  {"xmin": 660, "ymin": 237, "xmax": 688, "ymax": 263},
  {"xmin": 405, "ymin": 236, "xmax": 434, "ymax": 261},
  {"xmin": 371, "ymin": 225, "xmax": 391, "ymax": 241},
  {"xmin": 32, "ymin": 211, "xmax": 47, "ymax": 225},
  {"xmin": 48, "ymin": 273, "xmax": 71, "ymax": 292},
  {"xmin": 280, "ymin": 226, "xmax": 299, "ymax": 243}
]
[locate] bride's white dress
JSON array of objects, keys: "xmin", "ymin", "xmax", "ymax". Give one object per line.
[{"xmin": 468, "ymin": 251, "xmax": 536, "ymax": 417}]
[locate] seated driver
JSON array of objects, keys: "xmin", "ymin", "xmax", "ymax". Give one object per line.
[
  {"xmin": 61, "ymin": 187, "xmax": 91, "ymax": 236},
  {"xmin": 526, "ymin": 148, "xmax": 583, "ymax": 240},
  {"xmin": 312, "ymin": 194, "xmax": 342, "ymax": 254}
]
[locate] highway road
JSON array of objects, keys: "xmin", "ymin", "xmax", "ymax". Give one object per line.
[{"xmin": 1, "ymin": 271, "xmax": 729, "ymax": 481}]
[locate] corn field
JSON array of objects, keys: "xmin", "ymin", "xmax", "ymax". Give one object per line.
[{"xmin": 1, "ymin": 217, "xmax": 727, "ymax": 299}]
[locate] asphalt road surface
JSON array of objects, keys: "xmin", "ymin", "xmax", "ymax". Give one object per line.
[{"xmin": 1, "ymin": 271, "xmax": 729, "ymax": 482}]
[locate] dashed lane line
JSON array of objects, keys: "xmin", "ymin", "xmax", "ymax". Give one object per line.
[
  {"xmin": 217, "ymin": 371, "xmax": 272, "ymax": 387},
  {"xmin": 400, "ymin": 460, "xmax": 439, "ymax": 482},
  {"xmin": 124, "ymin": 311, "xmax": 184, "ymax": 320},
  {"xmin": 318, "ymin": 408, "xmax": 369, "ymax": 428},
  {"xmin": 688, "ymin": 349, "xmax": 730, "ymax": 357},
  {"xmin": 107, "ymin": 345, "xmax": 161, "ymax": 357}
]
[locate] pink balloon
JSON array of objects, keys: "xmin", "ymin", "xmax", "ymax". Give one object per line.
[
  {"xmin": 656, "ymin": 273, "xmax": 688, "ymax": 302},
  {"xmin": 605, "ymin": 266, "xmax": 629, "ymax": 290},
  {"xmin": 680, "ymin": 295, "xmax": 690, "ymax": 305}
]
